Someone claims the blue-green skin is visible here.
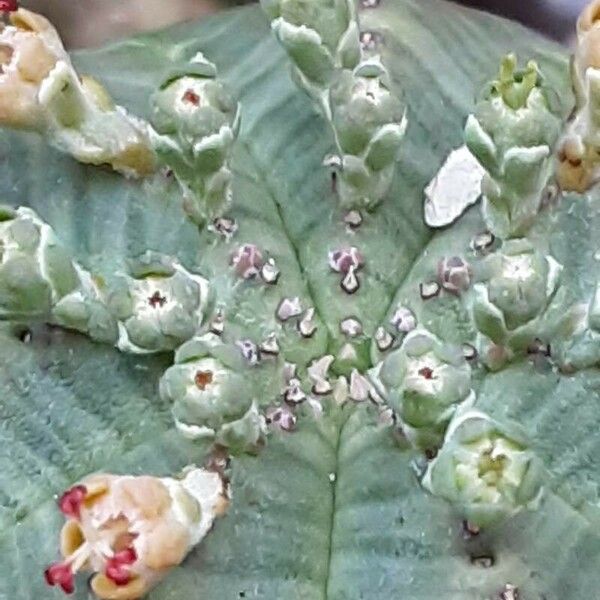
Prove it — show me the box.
[465,54,562,238]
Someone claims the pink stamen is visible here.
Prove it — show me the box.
[418,367,434,380]
[105,547,137,586]
[44,562,74,595]
[182,89,200,106]
[58,485,87,520]
[0,1,17,12]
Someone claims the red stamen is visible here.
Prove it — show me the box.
[105,547,137,586]
[194,370,213,390]
[148,291,167,308]
[44,562,75,595]
[58,485,87,520]
[418,367,434,380]
[113,547,137,565]
[182,89,200,106]
[0,1,17,12]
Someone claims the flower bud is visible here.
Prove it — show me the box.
[150,53,240,225]
[465,54,561,237]
[422,410,544,527]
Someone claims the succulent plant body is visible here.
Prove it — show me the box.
[0,1,600,600]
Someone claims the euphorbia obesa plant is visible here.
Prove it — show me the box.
[1,0,600,598]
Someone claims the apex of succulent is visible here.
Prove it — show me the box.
[261,0,361,108]
[150,53,241,226]
[0,9,156,176]
[422,410,544,528]
[465,53,561,238]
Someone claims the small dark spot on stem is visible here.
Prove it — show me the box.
[470,554,494,568]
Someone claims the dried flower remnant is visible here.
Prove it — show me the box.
[465,54,561,238]
[44,469,228,599]
[557,1,600,192]
[298,307,317,338]
[341,266,361,294]
[390,305,416,333]
[375,326,394,351]
[308,355,334,395]
[260,258,281,284]
[150,52,240,226]
[438,256,472,294]
[231,244,264,279]
[422,410,543,527]
[277,296,303,322]
[0,9,155,175]
[419,281,440,300]
[329,246,364,274]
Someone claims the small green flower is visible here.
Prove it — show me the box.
[423,410,544,527]
[330,58,407,209]
[107,252,210,354]
[160,334,274,454]
[261,0,361,105]
[465,54,561,238]
[472,239,563,359]
[375,328,472,447]
[150,53,241,225]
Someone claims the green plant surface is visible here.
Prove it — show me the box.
[3,0,600,599]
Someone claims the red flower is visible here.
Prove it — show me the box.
[105,547,137,586]
[44,562,74,595]
[58,485,87,520]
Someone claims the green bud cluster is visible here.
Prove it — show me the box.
[471,239,564,368]
[160,333,282,454]
[465,54,562,238]
[261,0,406,210]
[150,53,241,226]
[372,328,472,449]
[422,410,544,527]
